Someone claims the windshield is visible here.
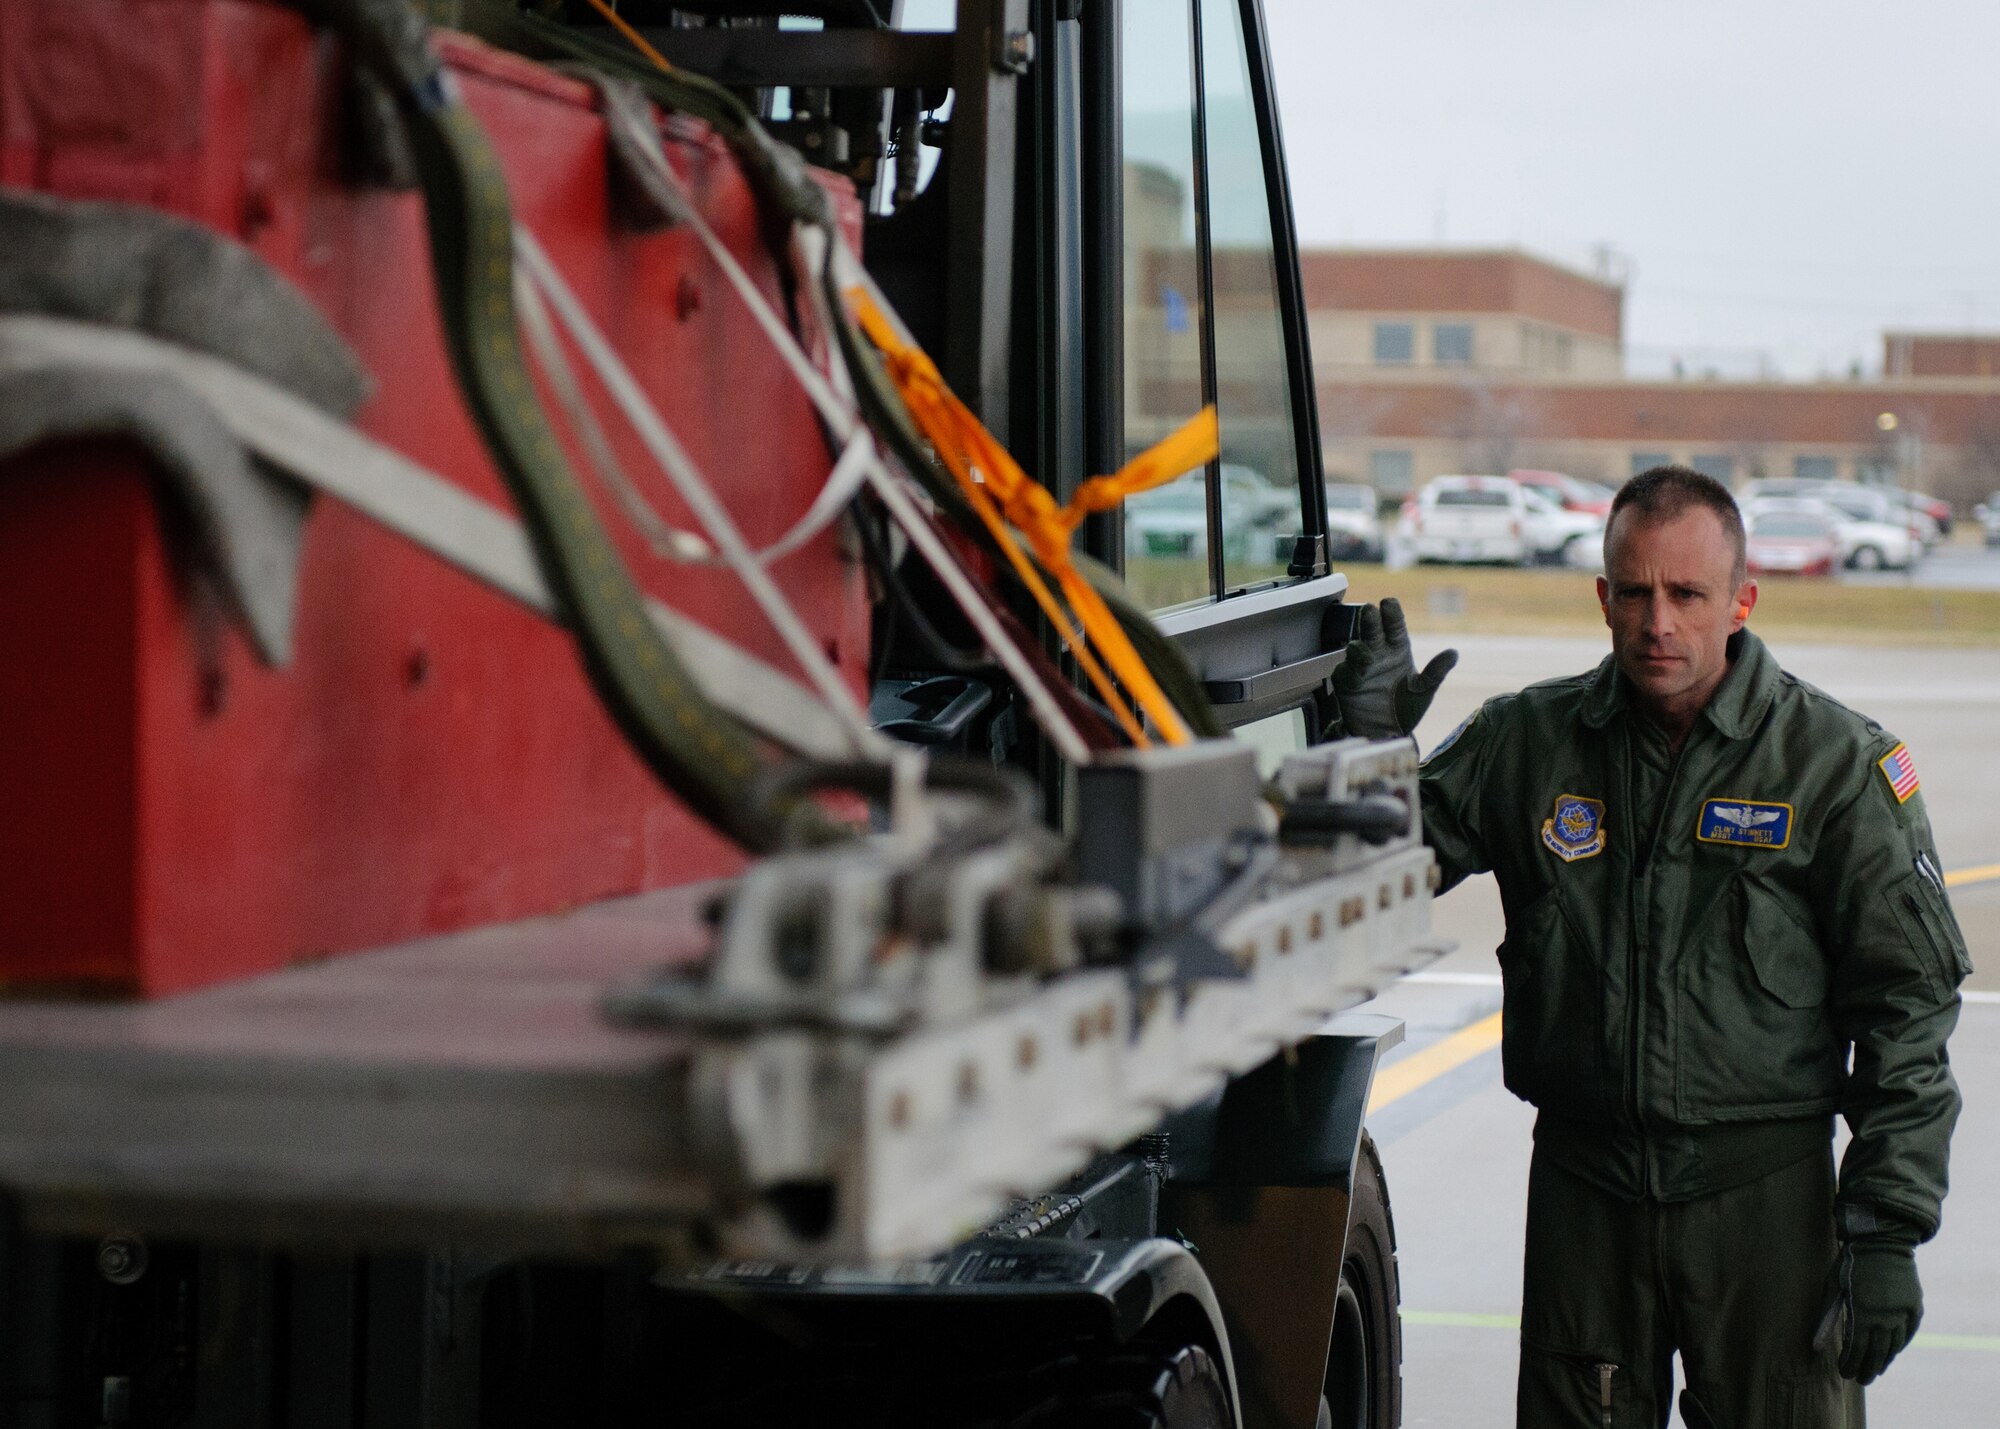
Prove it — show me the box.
[1753,516,1829,538]
[1434,489,1512,508]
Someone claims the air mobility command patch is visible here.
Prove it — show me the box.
[1696,798,1794,849]
[1879,743,1920,803]
[1541,794,1606,863]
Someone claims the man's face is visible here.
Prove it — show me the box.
[1596,506,1756,709]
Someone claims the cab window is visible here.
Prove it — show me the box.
[1118,0,1313,610]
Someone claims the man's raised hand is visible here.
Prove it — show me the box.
[1331,597,1459,739]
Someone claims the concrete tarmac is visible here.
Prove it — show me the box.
[1355,632,2000,1427]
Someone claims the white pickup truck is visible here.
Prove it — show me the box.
[1409,474,1530,565]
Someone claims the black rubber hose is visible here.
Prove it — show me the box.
[297,0,826,853]
[469,1,1226,744]
[450,2,1227,749]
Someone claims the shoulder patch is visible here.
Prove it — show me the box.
[1878,743,1920,804]
[1696,798,1793,849]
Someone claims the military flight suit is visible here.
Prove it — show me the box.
[1418,630,1967,1427]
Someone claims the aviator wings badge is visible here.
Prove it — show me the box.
[1541,794,1607,863]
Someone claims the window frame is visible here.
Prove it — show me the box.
[1433,321,1474,366]
[1084,0,1347,734]
[1097,0,1329,601]
[1373,321,1416,366]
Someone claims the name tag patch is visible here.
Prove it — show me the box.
[1542,794,1607,863]
[1696,798,1793,849]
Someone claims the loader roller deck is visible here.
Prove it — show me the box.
[0,841,1441,1266]
[0,886,720,1257]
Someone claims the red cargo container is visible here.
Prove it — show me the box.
[0,0,867,995]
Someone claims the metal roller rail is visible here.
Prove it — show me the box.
[0,739,1441,1264]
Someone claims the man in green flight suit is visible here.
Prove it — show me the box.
[1332,467,1966,1427]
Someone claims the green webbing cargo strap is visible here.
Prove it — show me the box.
[299,0,821,853]
[468,1,1226,743]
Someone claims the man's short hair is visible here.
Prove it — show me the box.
[1605,465,1747,585]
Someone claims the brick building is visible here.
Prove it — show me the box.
[1303,248,2000,505]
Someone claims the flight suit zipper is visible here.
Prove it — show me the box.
[1596,1361,1618,1428]
[1629,733,1689,1184]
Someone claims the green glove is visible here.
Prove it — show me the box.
[1838,1240,1924,1385]
[1332,598,1458,739]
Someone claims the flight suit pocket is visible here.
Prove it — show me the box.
[1679,883,1843,1118]
[1498,884,1607,1112]
[1887,870,1973,1001]
[1742,893,1829,1009]
[1517,1345,1635,1428]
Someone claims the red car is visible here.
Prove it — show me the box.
[1908,490,1954,536]
[1509,469,1615,518]
[1746,509,1839,576]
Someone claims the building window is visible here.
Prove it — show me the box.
[1631,452,1672,477]
[1369,450,1415,494]
[1794,455,1839,482]
[1373,322,1414,365]
[1434,322,1473,365]
[1691,454,1735,485]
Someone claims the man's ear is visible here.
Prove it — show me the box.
[1734,579,1759,629]
[1596,574,1611,624]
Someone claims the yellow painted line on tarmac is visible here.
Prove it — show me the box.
[1367,1011,1503,1114]
[1402,1311,2000,1354]
[1945,862,2000,889]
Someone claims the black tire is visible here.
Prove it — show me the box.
[1012,1342,1232,1429]
[1849,544,1886,571]
[1321,1132,1402,1429]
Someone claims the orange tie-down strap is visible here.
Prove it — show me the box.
[848,291,1214,747]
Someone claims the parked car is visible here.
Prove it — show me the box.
[1221,462,1296,528]
[1904,489,1954,537]
[1520,486,1605,566]
[1510,469,1615,518]
[1409,475,1529,565]
[1744,505,1839,577]
[1323,482,1384,561]
[1741,479,1933,547]
[1742,496,1916,572]
[1876,489,1943,548]
[1126,468,1284,563]
[1973,495,2000,548]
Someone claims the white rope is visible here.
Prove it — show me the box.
[513,263,711,562]
[591,90,1094,764]
[512,226,874,748]
[0,315,881,762]
[518,262,875,570]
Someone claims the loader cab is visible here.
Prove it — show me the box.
[620,1,1348,755]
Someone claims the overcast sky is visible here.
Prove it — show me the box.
[1261,0,2000,379]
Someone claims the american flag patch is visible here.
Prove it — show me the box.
[1879,743,1920,803]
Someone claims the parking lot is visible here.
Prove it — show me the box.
[1846,532,2000,590]
[1356,632,2000,1427]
